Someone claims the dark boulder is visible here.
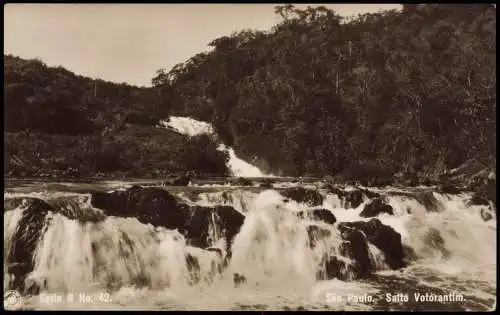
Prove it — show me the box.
[91,187,245,253]
[308,218,402,279]
[215,207,245,246]
[360,198,394,217]
[339,189,364,208]
[337,225,373,279]
[469,194,491,206]
[328,187,380,209]
[182,205,245,252]
[6,198,53,293]
[281,187,324,206]
[297,209,336,225]
[235,177,253,186]
[12,190,195,292]
[172,175,191,186]
[340,219,406,270]
[91,185,183,228]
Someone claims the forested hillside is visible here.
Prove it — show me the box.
[4,4,496,183]
[4,55,228,178]
[153,4,496,181]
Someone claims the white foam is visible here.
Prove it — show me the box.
[4,185,496,311]
[217,144,271,178]
[158,116,274,178]
[159,117,214,136]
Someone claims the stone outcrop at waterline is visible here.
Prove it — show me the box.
[309,218,407,281]
[5,186,410,293]
[326,186,380,208]
[360,198,394,217]
[4,188,245,293]
[91,186,245,251]
[280,187,324,206]
[296,209,337,225]
[6,199,52,293]
[340,219,406,270]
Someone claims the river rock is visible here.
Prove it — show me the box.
[91,186,245,253]
[337,226,373,279]
[179,204,245,251]
[280,187,324,206]
[91,185,182,227]
[6,198,53,293]
[469,193,491,206]
[297,209,336,225]
[333,188,364,208]
[360,198,394,217]
[307,222,384,280]
[339,219,406,270]
[329,187,380,208]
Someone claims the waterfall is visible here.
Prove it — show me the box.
[158,116,273,178]
[3,183,496,310]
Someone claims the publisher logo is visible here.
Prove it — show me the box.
[4,290,22,309]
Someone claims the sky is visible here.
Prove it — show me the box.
[4,3,401,87]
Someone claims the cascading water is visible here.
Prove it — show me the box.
[3,181,496,311]
[159,116,273,178]
[3,117,496,310]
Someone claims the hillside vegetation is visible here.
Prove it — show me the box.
[4,55,228,178]
[4,4,496,185]
[153,4,496,182]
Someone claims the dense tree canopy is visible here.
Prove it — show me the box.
[4,4,496,182]
[153,4,496,179]
[4,55,228,178]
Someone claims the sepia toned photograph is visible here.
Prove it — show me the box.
[3,3,496,311]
